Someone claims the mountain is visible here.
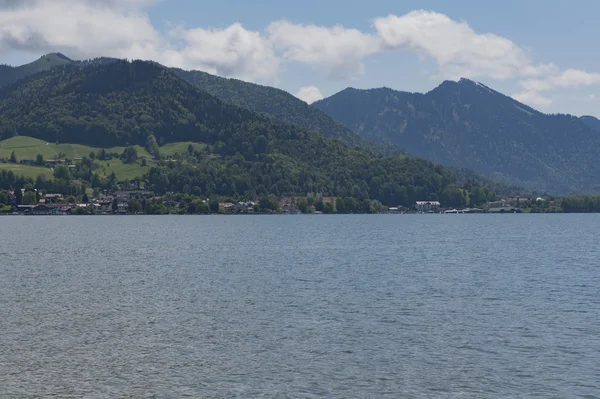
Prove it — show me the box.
[171,68,403,155]
[313,79,600,193]
[0,54,398,154]
[580,115,600,131]
[0,53,73,87]
[0,60,490,206]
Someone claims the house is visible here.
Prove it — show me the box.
[45,159,63,166]
[60,206,72,214]
[282,203,301,214]
[487,200,506,208]
[29,204,61,215]
[44,193,64,203]
[219,202,235,212]
[117,202,129,214]
[415,201,441,212]
[5,192,16,206]
[17,205,35,213]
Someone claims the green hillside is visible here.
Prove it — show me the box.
[0,136,150,160]
[0,60,500,207]
[0,137,208,181]
[0,163,54,180]
[171,68,404,156]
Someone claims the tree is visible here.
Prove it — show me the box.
[259,198,279,211]
[66,195,76,204]
[127,198,141,213]
[14,187,22,205]
[9,151,17,164]
[314,199,324,212]
[188,144,194,154]
[22,191,37,205]
[53,165,72,180]
[82,193,89,203]
[35,154,45,166]
[253,135,268,154]
[297,199,308,214]
[209,198,219,213]
[112,198,119,213]
[121,146,138,164]
[146,134,160,158]
[0,122,17,140]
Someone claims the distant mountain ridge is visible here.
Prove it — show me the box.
[0,53,73,87]
[0,54,399,154]
[171,68,403,154]
[313,79,600,193]
[580,115,600,131]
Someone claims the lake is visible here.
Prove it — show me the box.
[1,215,599,398]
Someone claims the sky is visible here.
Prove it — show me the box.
[1,0,600,116]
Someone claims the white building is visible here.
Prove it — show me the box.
[415,201,441,212]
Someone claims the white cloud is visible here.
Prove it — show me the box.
[268,21,379,79]
[588,94,597,100]
[512,90,554,108]
[0,0,164,60]
[295,85,324,104]
[373,11,538,80]
[169,23,279,82]
[520,69,600,92]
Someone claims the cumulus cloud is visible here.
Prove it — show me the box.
[268,21,379,79]
[514,69,600,108]
[512,91,554,108]
[520,69,600,92]
[169,23,279,82]
[0,0,164,60]
[373,11,538,80]
[295,86,324,104]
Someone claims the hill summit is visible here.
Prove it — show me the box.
[313,79,600,193]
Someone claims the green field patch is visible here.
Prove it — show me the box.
[0,137,152,160]
[97,160,150,181]
[0,137,207,181]
[106,145,151,158]
[0,163,54,179]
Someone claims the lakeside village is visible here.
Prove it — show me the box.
[0,187,558,215]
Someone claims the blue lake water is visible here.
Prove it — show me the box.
[1,214,599,398]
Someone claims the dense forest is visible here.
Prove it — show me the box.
[0,60,502,207]
[172,68,403,155]
[314,80,600,194]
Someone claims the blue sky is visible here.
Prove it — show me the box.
[2,0,600,116]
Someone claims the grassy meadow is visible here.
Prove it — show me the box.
[0,136,204,181]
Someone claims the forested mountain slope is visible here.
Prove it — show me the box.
[313,79,600,193]
[0,60,487,206]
